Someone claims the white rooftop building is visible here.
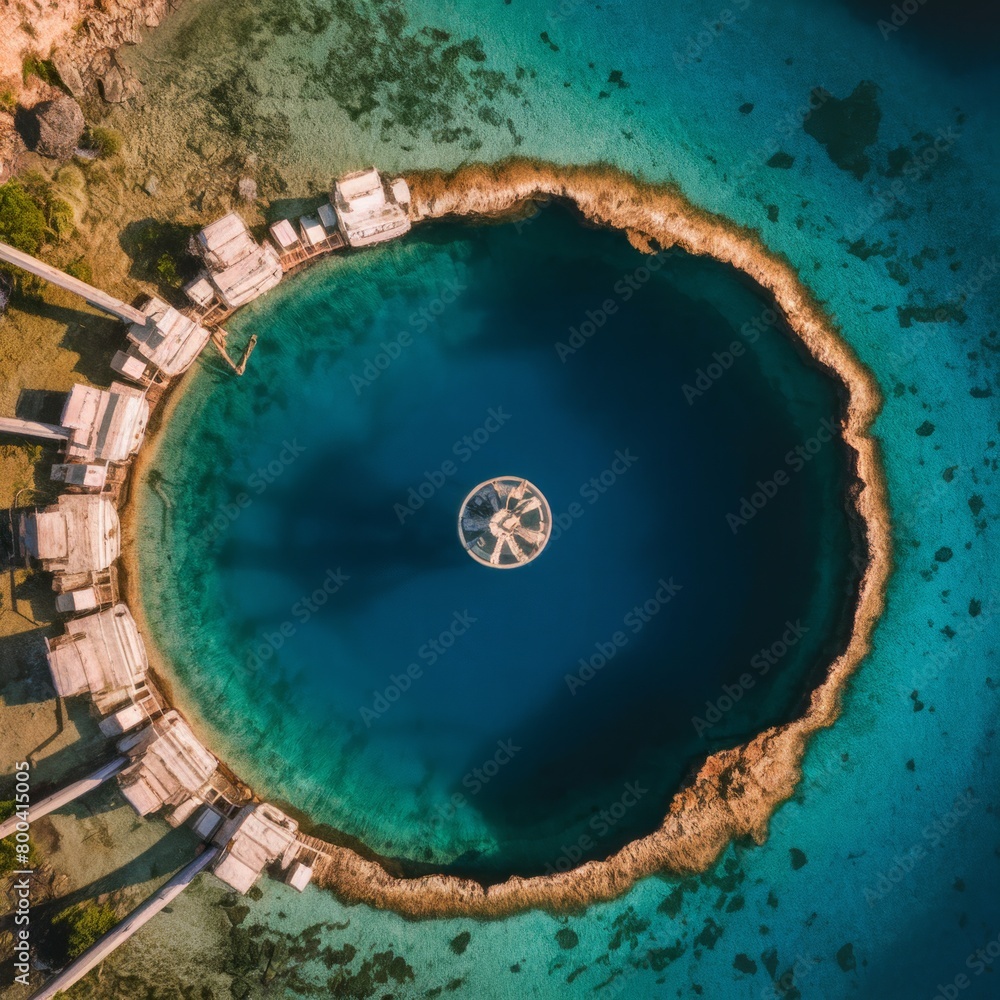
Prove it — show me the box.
[333,167,411,247]
[298,215,326,247]
[112,297,212,383]
[117,711,219,824]
[54,585,101,616]
[60,382,149,466]
[20,495,119,578]
[286,860,314,892]
[189,213,283,310]
[317,201,338,234]
[268,219,300,253]
[212,803,302,895]
[45,603,149,715]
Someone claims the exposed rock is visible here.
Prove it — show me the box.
[33,97,85,159]
[0,1,178,105]
[143,175,160,196]
[99,65,126,104]
[237,177,258,202]
[50,53,85,99]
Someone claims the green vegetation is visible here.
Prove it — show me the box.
[21,54,62,88]
[125,219,200,288]
[0,181,47,254]
[19,172,77,241]
[86,126,124,158]
[66,256,93,283]
[51,903,118,960]
[155,252,179,286]
[0,90,16,113]
[0,799,38,876]
[0,176,81,294]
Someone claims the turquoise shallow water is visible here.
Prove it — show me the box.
[139,212,855,879]
[127,0,999,996]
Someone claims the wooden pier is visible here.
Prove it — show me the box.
[275,231,346,273]
[0,417,69,443]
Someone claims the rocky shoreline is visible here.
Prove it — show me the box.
[0,1,179,102]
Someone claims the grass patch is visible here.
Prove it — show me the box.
[21,54,63,89]
[50,902,118,961]
[85,125,124,158]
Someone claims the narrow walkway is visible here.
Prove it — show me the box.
[0,418,68,443]
[29,845,220,1000]
[0,242,148,326]
[0,756,129,840]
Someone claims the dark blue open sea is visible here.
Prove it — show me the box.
[131,0,999,995]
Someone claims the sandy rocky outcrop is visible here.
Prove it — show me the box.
[0,0,181,173]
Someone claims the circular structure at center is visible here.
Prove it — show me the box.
[458,476,552,568]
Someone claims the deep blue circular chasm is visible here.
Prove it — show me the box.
[164,211,858,879]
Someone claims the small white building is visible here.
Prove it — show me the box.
[190,212,283,310]
[268,219,300,254]
[54,586,100,616]
[182,273,217,311]
[298,215,326,247]
[286,860,314,893]
[45,603,149,714]
[112,296,212,384]
[317,201,338,234]
[59,382,149,466]
[333,167,411,247]
[20,495,119,578]
[212,803,301,894]
[117,711,219,824]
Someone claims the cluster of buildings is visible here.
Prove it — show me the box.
[107,167,411,385]
[0,166,410,903]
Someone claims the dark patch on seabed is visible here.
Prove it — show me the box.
[802,81,881,180]
[208,0,529,152]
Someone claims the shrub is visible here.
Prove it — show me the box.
[155,252,179,286]
[51,903,118,960]
[125,219,199,287]
[0,90,16,114]
[0,181,47,254]
[86,125,123,158]
[22,54,62,88]
[46,198,76,240]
